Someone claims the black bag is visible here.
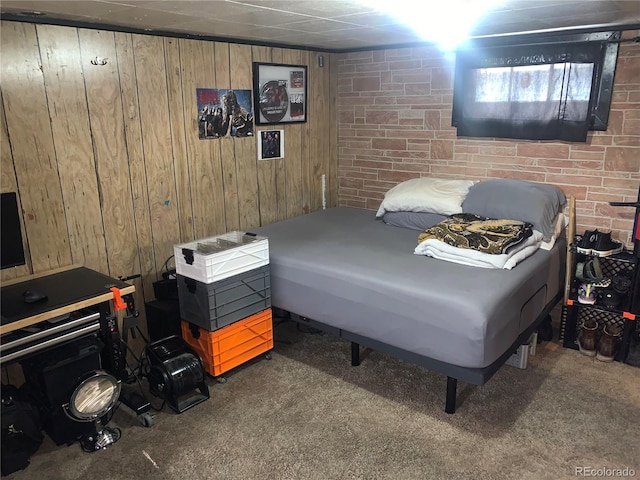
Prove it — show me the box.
[1,384,44,476]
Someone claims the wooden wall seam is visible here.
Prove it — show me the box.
[1,20,338,305]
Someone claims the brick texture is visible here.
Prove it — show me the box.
[337,35,640,247]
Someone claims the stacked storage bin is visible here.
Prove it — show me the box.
[174,231,272,378]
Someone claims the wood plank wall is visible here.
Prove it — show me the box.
[0,21,338,308]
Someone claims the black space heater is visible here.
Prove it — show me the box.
[146,336,209,413]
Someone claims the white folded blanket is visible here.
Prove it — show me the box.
[414,230,543,270]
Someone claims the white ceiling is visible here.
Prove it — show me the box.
[1,0,639,51]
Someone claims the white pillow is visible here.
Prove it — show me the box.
[376,178,477,217]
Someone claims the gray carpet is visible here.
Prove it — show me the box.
[5,319,640,480]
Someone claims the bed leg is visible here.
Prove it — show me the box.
[445,377,457,414]
[351,342,360,366]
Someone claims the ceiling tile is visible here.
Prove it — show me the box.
[334,12,405,28]
[277,18,366,33]
[2,0,132,17]
[1,0,638,51]
[226,0,375,18]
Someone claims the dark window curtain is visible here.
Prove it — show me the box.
[452,41,604,142]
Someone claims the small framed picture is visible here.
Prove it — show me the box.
[253,62,307,125]
[257,129,284,160]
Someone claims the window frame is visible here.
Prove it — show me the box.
[451,31,620,139]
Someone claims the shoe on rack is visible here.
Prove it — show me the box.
[578,319,598,357]
[591,232,623,257]
[612,271,633,294]
[576,229,599,255]
[590,277,611,288]
[575,258,610,286]
[575,262,586,281]
[576,258,602,281]
[596,324,622,362]
[578,283,597,305]
[598,288,621,309]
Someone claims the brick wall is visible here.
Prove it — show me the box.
[336,33,640,247]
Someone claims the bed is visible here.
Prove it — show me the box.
[252,179,566,413]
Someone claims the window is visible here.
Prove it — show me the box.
[452,31,620,142]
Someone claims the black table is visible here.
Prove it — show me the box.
[1,266,151,422]
[1,266,133,367]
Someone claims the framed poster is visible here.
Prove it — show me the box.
[257,129,284,160]
[253,62,307,125]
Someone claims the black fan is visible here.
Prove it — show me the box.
[146,336,209,413]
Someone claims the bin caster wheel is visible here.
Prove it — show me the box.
[216,376,227,384]
[265,352,273,360]
[139,412,154,428]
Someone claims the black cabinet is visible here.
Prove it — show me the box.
[145,299,181,342]
[560,242,638,363]
[20,335,102,445]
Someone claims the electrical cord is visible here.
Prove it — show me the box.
[137,348,166,412]
[119,337,142,369]
[119,336,167,412]
[161,254,175,278]
[147,395,166,413]
[135,325,150,344]
[114,338,161,416]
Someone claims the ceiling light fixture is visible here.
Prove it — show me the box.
[358,0,505,50]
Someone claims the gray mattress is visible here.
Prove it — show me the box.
[253,207,564,369]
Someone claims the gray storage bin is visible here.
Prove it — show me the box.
[177,265,271,331]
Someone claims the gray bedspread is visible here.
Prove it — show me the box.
[253,207,564,369]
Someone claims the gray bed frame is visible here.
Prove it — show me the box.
[284,297,559,414]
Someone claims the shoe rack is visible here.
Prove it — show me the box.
[560,188,640,365]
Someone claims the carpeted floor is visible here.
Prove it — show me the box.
[4,318,640,480]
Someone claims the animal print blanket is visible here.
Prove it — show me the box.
[417,213,533,255]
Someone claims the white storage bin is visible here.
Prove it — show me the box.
[174,231,269,284]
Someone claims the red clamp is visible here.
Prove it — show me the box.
[623,311,636,321]
[110,287,127,311]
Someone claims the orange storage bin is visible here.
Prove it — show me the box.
[181,308,273,377]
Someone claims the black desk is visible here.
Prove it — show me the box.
[0,266,134,368]
[2,266,132,327]
[1,265,152,427]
